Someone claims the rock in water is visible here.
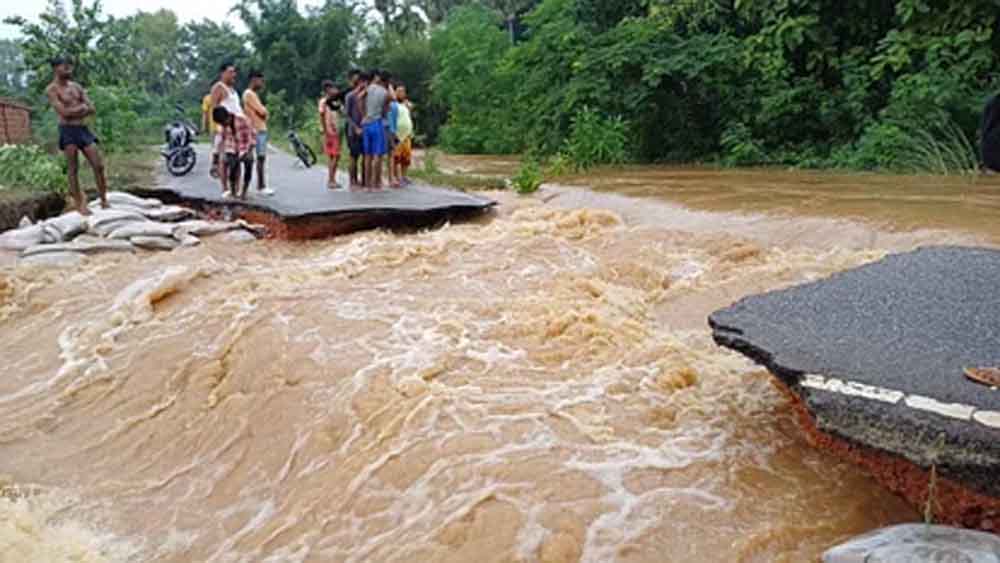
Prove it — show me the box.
[130,236,180,251]
[823,524,1000,562]
[0,224,46,250]
[220,229,258,244]
[106,222,180,241]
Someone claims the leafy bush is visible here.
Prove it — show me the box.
[511,159,543,194]
[563,108,627,170]
[0,144,67,195]
[543,153,572,177]
[720,123,767,166]
[843,113,979,175]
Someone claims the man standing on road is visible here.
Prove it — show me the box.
[209,62,244,180]
[45,56,108,215]
[344,69,367,189]
[362,70,391,190]
[243,70,274,195]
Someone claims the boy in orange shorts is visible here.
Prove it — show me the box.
[393,84,414,186]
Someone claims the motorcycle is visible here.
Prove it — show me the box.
[161,105,198,177]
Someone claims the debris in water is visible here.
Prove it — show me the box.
[964,367,1000,388]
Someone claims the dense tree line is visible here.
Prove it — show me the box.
[3,0,999,172]
[433,0,1000,172]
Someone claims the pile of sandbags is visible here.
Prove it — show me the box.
[0,191,263,262]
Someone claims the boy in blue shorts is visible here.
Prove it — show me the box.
[362,69,391,190]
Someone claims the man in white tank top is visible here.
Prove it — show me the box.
[209,62,244,178]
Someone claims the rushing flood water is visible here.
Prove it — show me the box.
[2,163,997,562]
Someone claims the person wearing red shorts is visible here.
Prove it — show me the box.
[323,86,344,189]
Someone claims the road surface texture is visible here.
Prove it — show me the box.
[151,143,495,238]
[710,246,1000,530]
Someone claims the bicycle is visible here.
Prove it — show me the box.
[287,128,317,169]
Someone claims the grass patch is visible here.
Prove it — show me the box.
[409,168,507,191]
[104,147,159,192]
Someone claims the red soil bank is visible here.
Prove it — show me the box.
[773,379,1000,533]
[237,209,443,241]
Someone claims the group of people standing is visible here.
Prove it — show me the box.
[201,63,416,198]
[201,62,272,200]
[319,68,415,190]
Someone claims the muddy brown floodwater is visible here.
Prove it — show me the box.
[2,161,998,562]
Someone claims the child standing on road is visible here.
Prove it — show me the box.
[393,84,414,187]
[212,106,256,200]
[324,86,344,190]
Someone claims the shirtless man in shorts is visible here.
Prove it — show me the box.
[45,56,109,214]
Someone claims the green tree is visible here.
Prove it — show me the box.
[4,0,131,92]
[119,10,185,97]
[178,19,252,100]
[431,5,519,153]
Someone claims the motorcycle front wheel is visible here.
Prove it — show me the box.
[295,141,317,168]
[168,148,197,177]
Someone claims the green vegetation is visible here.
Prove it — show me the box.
[0,145,67,196]
[1,0,997,198]
[511,159,542,194]
[429,0,1000,173]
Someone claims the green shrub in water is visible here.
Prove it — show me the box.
[563,108,628,170]
[512,159,543,194]
[843,113,979,175]
[422,149,442,175]
[0,144,67,195]
[543,152,572,177]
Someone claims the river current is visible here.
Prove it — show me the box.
[2,162,997,562]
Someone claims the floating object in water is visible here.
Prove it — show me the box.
[965,367,1000,388]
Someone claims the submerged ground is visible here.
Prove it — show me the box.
[1,159,998,562]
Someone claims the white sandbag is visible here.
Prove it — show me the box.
[21,236,134,257]
[823,524,1000,563]
[177,234,201,248]
[87,209,147,230]
[89,217,148,239]
[174,220,245,237]
[130,235,180,251]
[107,222,180,241]
[40,212,86,243]
[0,224,46,250]
[19,251,85,268]
[140,205,195,223]
[104,191,162,209]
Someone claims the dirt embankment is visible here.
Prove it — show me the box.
[0,191,65,232]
